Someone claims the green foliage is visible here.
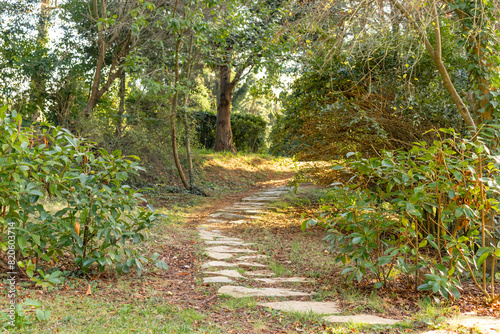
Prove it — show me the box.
[0,298,51,330]
[270,26,470,159]
[192,111,267,153]
[305,126,500,301]
[0,106,163,276]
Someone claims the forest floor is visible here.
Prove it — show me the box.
[3,152,500,333]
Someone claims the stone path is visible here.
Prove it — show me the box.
[197,186,500,332]
[197,186,400,327]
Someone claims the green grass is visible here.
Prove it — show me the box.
[339,288,387,314]
[16,295,220,334]
[218,296,257,311]
[269,260,293,276]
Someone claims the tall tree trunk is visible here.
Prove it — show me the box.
[84,0,106,118]
[182,35,195,186]
[215,64,237,152]
[31,0,52,122]
[170,32,190,190]
[116,71,126,136]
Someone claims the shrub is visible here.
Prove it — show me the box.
[305,126,500,302]
[0,106,165,277]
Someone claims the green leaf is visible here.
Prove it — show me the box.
[377,256,392,266]
[18,235,28,250]
[477,252,491,266]
[31,234,41,246]
[352,237,363,244]
[155,260,168,270]
[24,299,42,307]
[341,267,355,275]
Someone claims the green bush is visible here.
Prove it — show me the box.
[0,106,165,277]
[305,127,500,302]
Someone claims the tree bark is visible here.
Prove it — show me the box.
[182,35,195,185]
[116,70,126,136]
[215,64,237,152]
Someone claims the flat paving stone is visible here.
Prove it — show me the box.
[206,246,256,253]
[207,251,234,260]
[198,232,242,242]
[227,220,249,225]
[258,301,340,314]
[241,197,280,202]
[218,286,311,298]
[204,270,246,279]
[206,219,227,224]
[203,276,233,284]
[237,254,268,261]
[245,270,275,277]
[237,262,266,268]
[204,240,253,246]
[233,202,267,206]
[221,208,266,214]
[255,277,312,284]
[448,315,500,334]
[323,314,399,325]
[201,261,239,268]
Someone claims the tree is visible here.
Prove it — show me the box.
[300,0,500,132]
[208,0,288,152]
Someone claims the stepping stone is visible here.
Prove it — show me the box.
[421,332,459,334]
[206,251,234,260]
[233,202,267,206]
[202,261,263,269]
[229,205,266,209]
[448,315,500,334]
[201,261,239,268]
[237,262,266,268]
[242,197,280,202]
[323,314,399,325]
[227,220,249,225]
[218,286,311,298]
[255,277,312,284]
[203,276,233,284]
[204,240,253,246]
[258,301,340,314]
[206,219,227,224]
[237,254,267,261]
[204,270,246,279]
[221,208,266,215]
[245,270,275,277]
[206,246,256,253]
[197,226,209,230]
